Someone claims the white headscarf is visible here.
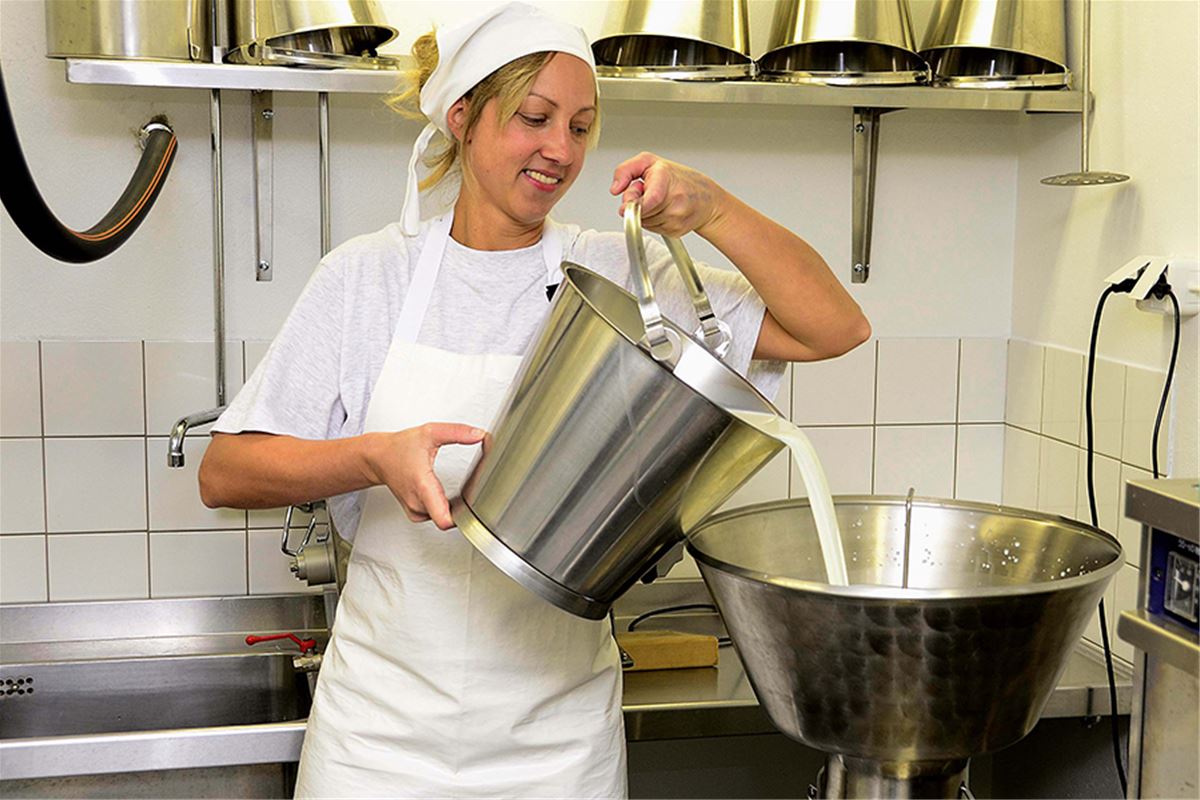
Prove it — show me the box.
[400,2,597,236]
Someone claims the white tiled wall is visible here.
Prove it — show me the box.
[0,336,1175,629]
[0,339,298,604]
[696,336,1009,579]
[1001,338,1175,662]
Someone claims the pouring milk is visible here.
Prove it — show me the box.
[730,411,850,586]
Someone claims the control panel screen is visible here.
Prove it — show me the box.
[1164,550,1198,623]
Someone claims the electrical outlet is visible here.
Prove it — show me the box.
[1136,259,1200,317]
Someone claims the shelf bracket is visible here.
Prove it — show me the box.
[851,107,897,284]
[252,89,273,281]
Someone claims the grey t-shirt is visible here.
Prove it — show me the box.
[215,219,784,539]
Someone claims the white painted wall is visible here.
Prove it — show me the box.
[1011,0,1199,476]
[2,0,1018,345]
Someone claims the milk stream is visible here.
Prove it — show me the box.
[732,411,850,586]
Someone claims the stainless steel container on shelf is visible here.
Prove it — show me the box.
[758,0,929,86]
[226,0,399,68]
[451,202,780,621]
[920,0,1070,89]
[689,496,1122,798]
[45,0,211,62]
[591,0,754,80]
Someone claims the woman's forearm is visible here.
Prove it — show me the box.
[698,189,870,361]
[199,431,383,510]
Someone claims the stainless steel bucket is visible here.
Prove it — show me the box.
[450,202,781,620]
[920,0,1070,89]
[689,496,1122,796]
[758,0,929,86]
[45,0,211,62]
[225,0,399,68]
[591,0,754,80]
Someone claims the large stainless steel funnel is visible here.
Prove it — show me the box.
[689,496,1122,798]
[920,0,1070,89]
[451,205,780,620]
[759,0,929,86]
[591,0,754,80]
[46,0,210,62]
[226,0,398,68]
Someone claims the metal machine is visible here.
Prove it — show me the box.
[689,495,1123,798]
[1118,478,1200,799]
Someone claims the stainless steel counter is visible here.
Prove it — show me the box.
[1,585,1132,781]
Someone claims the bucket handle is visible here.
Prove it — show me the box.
[623,198,733,363]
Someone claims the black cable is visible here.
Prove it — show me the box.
[0,67,178,263]
[1150,289,1181,479]
[626,603,732,646]
[1083,284,1128,797]
[626,604,716,631]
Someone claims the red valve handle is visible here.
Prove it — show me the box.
[245,633,317,654]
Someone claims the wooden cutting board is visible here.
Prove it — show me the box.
[615,630,718,671]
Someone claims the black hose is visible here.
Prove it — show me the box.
[0,67,178,263]
[1150,289,1181,480]
[1084,284,1128,796]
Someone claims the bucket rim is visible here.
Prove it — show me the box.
[561,262,779,417]
[686,494,1124,600]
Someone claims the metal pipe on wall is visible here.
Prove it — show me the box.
[210,87,226,406]
[319,91,331,256]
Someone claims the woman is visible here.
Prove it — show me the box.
[200,3,869,797]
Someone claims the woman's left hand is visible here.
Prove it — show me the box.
[611,152,728,239]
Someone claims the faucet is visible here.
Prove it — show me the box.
[167,406,226,467]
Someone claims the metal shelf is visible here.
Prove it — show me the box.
[64,58,1084,113]
[64,57,1080,287]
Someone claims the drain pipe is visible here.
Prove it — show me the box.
[168,89,227,467]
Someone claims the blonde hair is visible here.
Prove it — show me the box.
[387,31,601,192]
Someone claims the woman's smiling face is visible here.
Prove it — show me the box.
[454,53,597,227]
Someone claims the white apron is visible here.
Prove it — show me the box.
[294,214,627,799]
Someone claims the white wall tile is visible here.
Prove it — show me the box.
[1041,347,1083,445]
[249,505,310,529]
[1002,426,1040,509]
[0,341,42,436]
[147,436,247,531]
[873,425,956,497]
[248,529,321,595]
[1117,463,1153,569]
[0,535,47,603]
[1005,340,1043,432]
[48,532,148,601]
[1075,453,1122,544]
[45,438,147,532]
[791,341,875,426]
[1036,437,1079,519]
[876,339,959,424]
[41,341,144,435]
[1088,358,1125,460]
[954,425,1004,504]
[1121,366,1169,472]
[1108,564,1141,663]
[145,341,245,436]
[1,439,44,534]
[790,426,874,497]
[957,338,1006,423]
[150,530,247,598]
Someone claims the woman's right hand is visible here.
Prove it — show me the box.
[362,423,486,530]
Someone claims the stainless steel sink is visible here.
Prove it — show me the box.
[1,653,310,739]
[0,594,329,783]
